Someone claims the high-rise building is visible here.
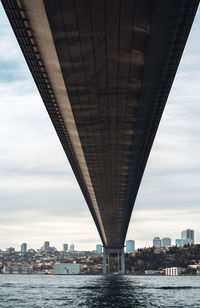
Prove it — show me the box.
[21,243,27,252]
[181,229,194,245]
[175,239,182,246]
[6,247,15,253]
[69,243,74,252]
[63,244,68,252]
[126,240,135,252]
[43,241,50,251]
[153,237,161,248]
[182,238,193,245]
[96,244,102,254]
[162,238,171,248]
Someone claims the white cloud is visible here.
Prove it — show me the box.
[0,210,99,251]
[127,208,200,249]
[0,7,27,67]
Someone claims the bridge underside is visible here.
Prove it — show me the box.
[2,0,198,248]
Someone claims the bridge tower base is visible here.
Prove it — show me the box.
[103,247,125,274]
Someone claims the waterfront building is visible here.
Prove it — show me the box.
[63,244,68,252]
[21,243,27,252]
[162,238,171,248]
[3,265,33,274]
[69,243,74,252]
[181,229,194,245]
[153,237,161,248]
[144,270,163,275]
[43,241,50,251]
[175,239,182,246]
[165,267,184,276]
[126,240,135,252]
[96,244,102,254]
[54,263,80,275]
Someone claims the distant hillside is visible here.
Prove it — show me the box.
[125,244,200,274]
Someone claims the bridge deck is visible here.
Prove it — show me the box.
[2,0,199,248]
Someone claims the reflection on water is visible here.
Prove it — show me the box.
[0,275,200,307]
[83,275,149,307]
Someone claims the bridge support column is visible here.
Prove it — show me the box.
[103,247,107,274]
[103,247,125,274]
[121,247,125,274]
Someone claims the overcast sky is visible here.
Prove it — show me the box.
[0,4,200,251]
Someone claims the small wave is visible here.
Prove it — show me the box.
[77,286,103,290]
[0,283,14,288]
[58,286,101,290]
[156,286,200,290]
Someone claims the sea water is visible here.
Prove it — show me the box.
[0,274,200,307]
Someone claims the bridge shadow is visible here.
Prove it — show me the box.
[81,275,151,307]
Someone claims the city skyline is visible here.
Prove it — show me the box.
[1,230,199,252]
[0,4,200,250]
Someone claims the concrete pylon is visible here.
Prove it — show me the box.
[103,247,125,274]
[103,247,107,274]
[121,248,125,274]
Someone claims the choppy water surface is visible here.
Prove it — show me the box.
[0,275,200,307]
